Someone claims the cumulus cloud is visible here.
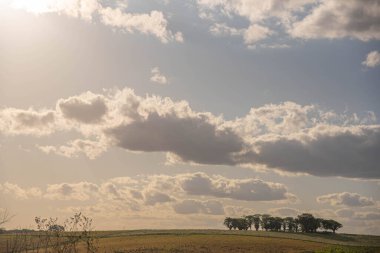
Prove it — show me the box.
[37,138,108,159]
[0,172,295,204]
[150,67,168,84]
[1,88,379,179]
[0,108,56,136]
[173,199,224,215]
[106,112,245,165]
[210,23,243,37]
[99,8,183,43]
[45,182,99,201]
[104,89,247,165]
[317,192,375,207]
[362,51,380,68]
[198,0,380,47]
[232,102,380,179]
[179,172,295,202]
[290,0,380,41]
[247,125,380,178]
[57,93,108,124]
[243,24,272,46]
[0,182,42,199]
[144,190,174,205]
[209,23,272,47]
[10,0,182,43]
[197,0,312,47]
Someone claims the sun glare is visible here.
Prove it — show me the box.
[11,0,55,14]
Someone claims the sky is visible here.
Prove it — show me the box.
[0,0,379,235]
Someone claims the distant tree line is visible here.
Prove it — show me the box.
[224,213,342,234]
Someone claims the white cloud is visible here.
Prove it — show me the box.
[99,8,183,43]
[317,192,375,207]
[45,182,99,201]
[0,182,42,199]
[243,24,272,45]
[198,0,380,47]
[197,0,312,47]
[0,108,56,136]
[10,0,183,43]
[37,138,108,159]
[209,23,243,37]
[150,67,168,84]
[362,51,380,68]
[197,0,312,24]
[290,0,380,41]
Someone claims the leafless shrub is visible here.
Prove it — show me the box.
[4,213,98,253]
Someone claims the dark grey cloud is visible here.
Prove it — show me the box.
[106,112,245,165]
[249,126,380,179]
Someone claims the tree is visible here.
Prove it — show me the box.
[224,217,233,230]
[252,214,261,231]
[236,218,249,230]
[321,219,342,233]
[0,209,14,227]
[297,213,318,233]
[294,218,300,232]
[273,217,283,231]
[282,218,287,232]
[244,215,254,230]
[330,220,342,233]
[284,217,296,232]
[0,209,14,232]
[260,214,272,231]
[222,214,342,234]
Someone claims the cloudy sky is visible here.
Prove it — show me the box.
[0,0,379,235]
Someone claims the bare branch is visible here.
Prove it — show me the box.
[0,209,15,226]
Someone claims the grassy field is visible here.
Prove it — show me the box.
[1,230,380,253]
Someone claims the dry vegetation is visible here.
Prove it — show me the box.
[1,230,380,253]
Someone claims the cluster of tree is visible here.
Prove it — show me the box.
[224,213,342,234]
